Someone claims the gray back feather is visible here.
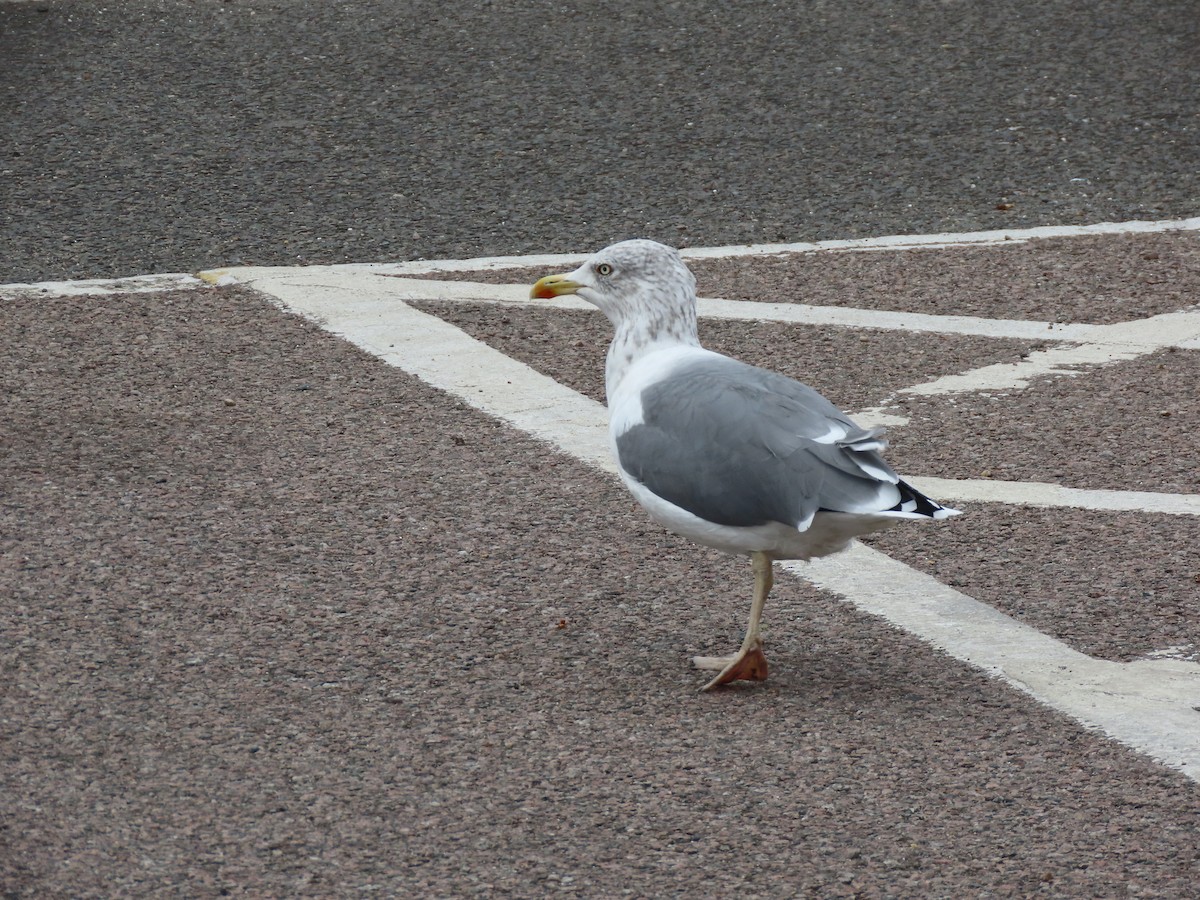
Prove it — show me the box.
[615,356,900,528]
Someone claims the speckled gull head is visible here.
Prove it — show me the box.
[530,239,701,396]
[530,238,697,330]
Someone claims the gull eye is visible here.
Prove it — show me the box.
[596,263,613,276]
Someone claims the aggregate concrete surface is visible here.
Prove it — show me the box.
[4,0,1200,896]
[3,283,1199,898]
[422,231,1200,325]
[404,300,1040,410]
[1,0,1198,282]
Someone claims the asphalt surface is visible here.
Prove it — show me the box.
[4,281,1199,898]
[412,227,1200,666]
[3,0,1200,896]
[2,0,1198,282]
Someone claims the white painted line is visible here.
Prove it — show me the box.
[1146,645,1199,662]
[849,406,912,429]
[203,249,1200,387]
[902,342,1151,395]
[1085,308,1200,347]
[793,545,1200,780]
[231,269,617,470]
[901,309,1200,396]
[673,215,1200,260]
[231,265,1200,782]
[909,477,1200,518]
[360,276,1096,343]
[8,214,1195,298]
[0,272,205,298]
[694,298,1090,342]
[208,263,1198,423]
[200,214,1200,277]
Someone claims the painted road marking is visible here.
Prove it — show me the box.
[369,278,1098,343]
[903,310,1200,397]
[1,272,204,298]
[6,217,1199,780]
[7,215,1194,300]
[197,214,1199,278]
[192,254,1200,783]
[910,477,1200,518]
[796,546,1200,777]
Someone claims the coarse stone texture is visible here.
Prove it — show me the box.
[887,348,1200,494]
[3,1,1198,281]
[400,230,1200,326]
[864,504,1200,662]
[686,231,1200,323]
[3,287,1199,897]
[406,299,1038,411]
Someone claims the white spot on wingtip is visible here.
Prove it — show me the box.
[811,423,848,444]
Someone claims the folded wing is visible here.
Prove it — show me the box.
[614,355,906,530]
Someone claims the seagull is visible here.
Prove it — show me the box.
[530,239,959,691]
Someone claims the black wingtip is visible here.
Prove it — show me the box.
[894,479,959,519]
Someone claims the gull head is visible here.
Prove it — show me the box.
[530,239,698,335]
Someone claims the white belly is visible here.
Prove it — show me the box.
[617,469,899,561]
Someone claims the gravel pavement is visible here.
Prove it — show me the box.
[433,230,1200,325]
[3,0,1200,895]
[3,282,1200,897]
[2,0,1197,281]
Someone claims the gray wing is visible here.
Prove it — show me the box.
[615,355,901,528]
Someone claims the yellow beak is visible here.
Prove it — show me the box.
[530,274,582,299]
